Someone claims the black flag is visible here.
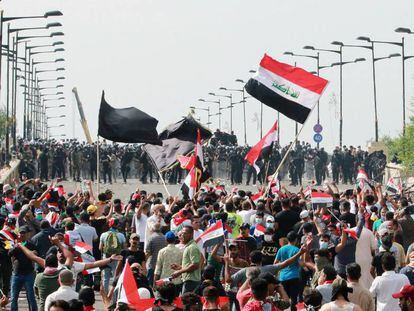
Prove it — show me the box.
[98,91,160,144]
[143,115,212,171]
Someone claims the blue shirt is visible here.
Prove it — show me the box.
[275,244,300,281]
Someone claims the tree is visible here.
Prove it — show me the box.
[0,107,8,139]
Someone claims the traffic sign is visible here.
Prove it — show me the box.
[313,124,323,133]
[313,133,323,143]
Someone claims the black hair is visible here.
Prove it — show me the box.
[45,254,58,268]
[303,290,323,310]
[68,299,84,311]
[346,263,361,281]
[78,286,95,306]
[365,194,375,205]
[251,278,268,301]
[323,265,337,281]
[282,198,290,208]
[156,282,177,304]
[381,253,396,271]
[250,250,263,264]
[202,265,216,281]
[97,193,107,202]
[385,211,394,220]
[49,300,70,311]
[79,212,90,223]
[40,220,51,229]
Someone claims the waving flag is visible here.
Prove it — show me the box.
[356,168,372,192]
[304,185,312,198]
[245,54,329,123]
[245,121,278,173]
[195,220,224,248]
[116,261,141,305]
[181,129,209,199]
[311,191,333,208]
[74,241,93,254]
[386,178,401,194]
[253,224,266,237]
[251,191,264,205]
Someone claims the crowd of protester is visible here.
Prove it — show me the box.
[0,150,412,311]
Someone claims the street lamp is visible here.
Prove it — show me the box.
[190,106,212,127]
[198,98,221,130]
[17,32,64,41]
[47,114,66,119]
[284,51,322,139]
[358,36,407,134]
[210,91,233,132]
[47,124,64,128]
[45,104,65,109]
[234,79,249,144]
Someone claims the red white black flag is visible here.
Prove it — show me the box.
[245,121,278,173]
[245,54,329,123]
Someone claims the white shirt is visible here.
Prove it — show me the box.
[145,215,166,249]
[74,223,98,248]
[44,285,79,311]
[370,270,410,311]
[238,209,256,225]
[131,213,148,242]
[58,261,86,289]
[355,227,376,289]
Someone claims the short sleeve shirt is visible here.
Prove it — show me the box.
[275,244,300,281]
[181,240,201,282]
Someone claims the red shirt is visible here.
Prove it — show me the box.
[237,288,252,309]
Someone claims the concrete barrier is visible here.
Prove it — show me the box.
[0,159,20,184]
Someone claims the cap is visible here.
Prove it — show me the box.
[228,241,238,249]
[130,233,140,240]
[378,228,388,237]
[19,225,31,234]
[393,285,414,299]
[240,223,250,229]
[165,231,176,241]
[3,184,12,193]
[265,215,275,222]
[87,205,98,215]
[300,210,309,219]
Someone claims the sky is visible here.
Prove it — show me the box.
[1,0,414,150]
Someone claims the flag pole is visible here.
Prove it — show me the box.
[263,116,312,198]
[142,146,171,197]
[96,135,100,193]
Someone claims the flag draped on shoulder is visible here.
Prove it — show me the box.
[115,261,141,305]
[245,121,278,173]
[98,91,160,144]
[245,54,329,123]
[253,224,266,237]
[311,191,333,208]
[195,220,225,248]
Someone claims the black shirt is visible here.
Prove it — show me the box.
[261,241,278,266]
[9,241,37,275]
[120,249,146,266]
[274,209,300,237]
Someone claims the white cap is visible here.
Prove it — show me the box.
[266,215,275,222]
[300,210,309,219]
[138,287,151,299]
[3,184,12,193]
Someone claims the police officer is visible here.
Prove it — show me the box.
[331,148,342,184]
[38,147,49,181]
[101,150,112,184]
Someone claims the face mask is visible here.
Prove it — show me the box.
[266,222,273,229]
[264,235,273,242]
[319,241,329,249]
[255,218,263,224]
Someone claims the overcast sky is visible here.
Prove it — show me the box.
[2,0,413,150]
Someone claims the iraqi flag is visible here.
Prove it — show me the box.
[304,185,312,198]
[115,261,141,305]
[245,121,278,173]
[195,220,225,248]
[386,178,401,194]
[253,224,266,237]
[245,54,329,123]
[251,191,264,205]
[181,129,209,199]
[356,169,372,192]
[74,241,93,254]
[311,191,333,208]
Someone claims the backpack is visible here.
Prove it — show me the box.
[103,231,122,256]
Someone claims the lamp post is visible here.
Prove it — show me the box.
[332,39,400,141]
[190,106,211,127]
[198,98,221,130]
[394,28,414,134]
[234,79,248,145]
[45,104,66,109]
[209,92,232,131]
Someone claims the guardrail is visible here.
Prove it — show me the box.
[0,159,20,184]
